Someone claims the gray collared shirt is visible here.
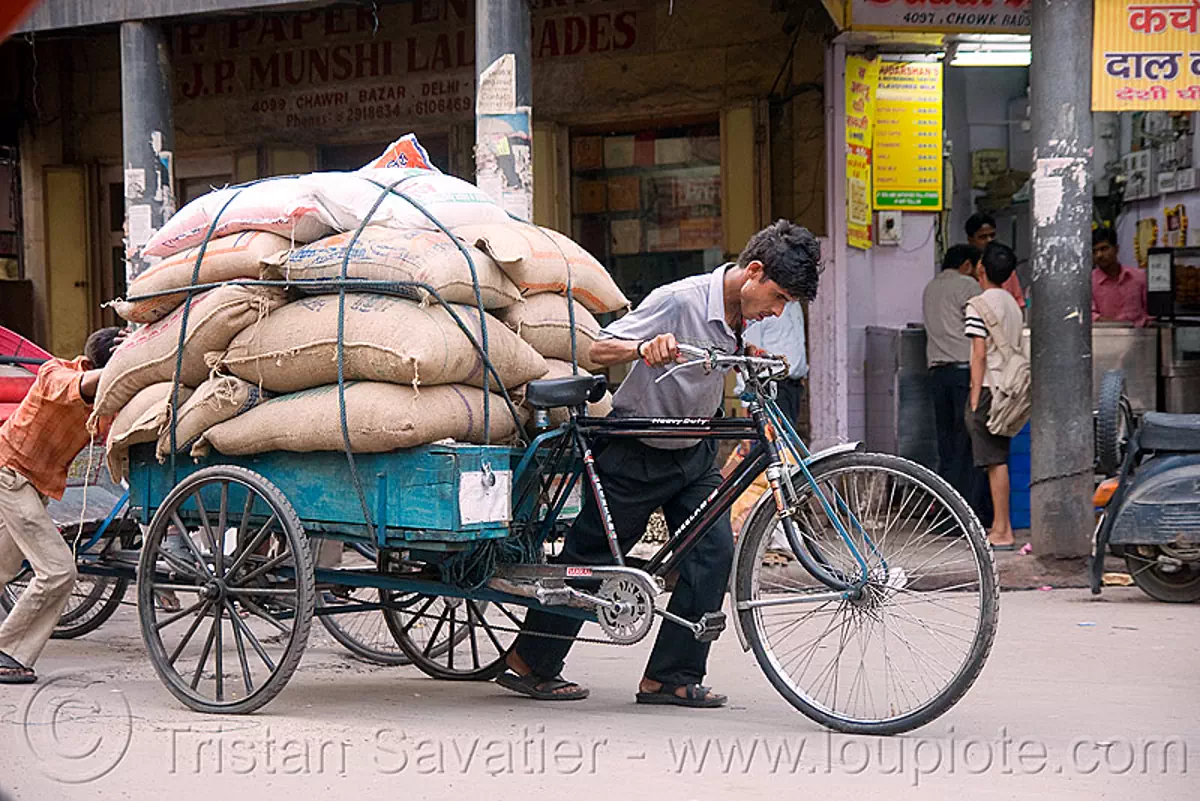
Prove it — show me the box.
[600,264,740,449]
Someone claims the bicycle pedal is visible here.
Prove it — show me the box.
[693,611,726,643]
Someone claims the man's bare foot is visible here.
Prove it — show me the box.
[988,528,1015,548]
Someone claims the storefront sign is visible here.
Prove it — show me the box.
[873,61,943,210]
[848,0,1030,33]
[845,55,879,250]
[1092,0,1200,110]
[171,0,655,136]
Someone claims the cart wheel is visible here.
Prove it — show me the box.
[312,539,411,666]
[137,466,314,714]
[384,593,522,681]
[2,560,129,640]
[1096,370,1134,476]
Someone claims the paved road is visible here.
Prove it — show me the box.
[1,587,1196,801]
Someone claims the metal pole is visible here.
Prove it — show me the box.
[120,21,175,284]
[474,0,532,220]
[1029,0,1094,558]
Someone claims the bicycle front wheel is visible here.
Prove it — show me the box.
[735,451,998,735]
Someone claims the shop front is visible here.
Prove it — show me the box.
[4,0,832,427]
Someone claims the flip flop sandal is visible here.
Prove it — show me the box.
[990,542,1016,552]
[0,650,36,685]
[496,670,590,701]
[636,683,727,708]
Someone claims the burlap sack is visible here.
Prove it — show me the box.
[199,382,518,455]
[106,383,193,482]
[498,294,601,370]
[92,285,287,421]
[156,375,271,460]
[452,223,629,313]
[112,231,291,323]
[283,228,520,309]
[220,293,547,393]
[521,359,613,426]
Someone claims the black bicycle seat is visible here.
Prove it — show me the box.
[524,375,606,409]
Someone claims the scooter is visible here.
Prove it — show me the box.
[1091,370,1200,602]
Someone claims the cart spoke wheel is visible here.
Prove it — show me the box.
[138,466,314,714]
[384,593,520,680]
[314,539,411,666]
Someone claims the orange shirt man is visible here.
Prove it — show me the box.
[0,328,121,683]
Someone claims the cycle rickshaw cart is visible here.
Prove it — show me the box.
[107,174,995,734]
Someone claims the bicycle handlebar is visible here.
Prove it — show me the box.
[654,343,789,385]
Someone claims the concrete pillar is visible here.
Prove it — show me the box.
[120,21,174,282]
[474,0,532,220]
[1029,0,1094,558]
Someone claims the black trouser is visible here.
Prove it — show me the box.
[512,437,734,687]
[929,364,992,526]
[774,378,805,430]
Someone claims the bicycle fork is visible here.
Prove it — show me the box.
[749,403,874,598]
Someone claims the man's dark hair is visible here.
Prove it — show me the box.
[965,212,996,238]
[942,244,980,272]
[84,327,123,368]
[736,219,821,302]
[1092,226,1118,248]
[981,242,1017,286]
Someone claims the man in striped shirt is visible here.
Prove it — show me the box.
[963,244,1023,550]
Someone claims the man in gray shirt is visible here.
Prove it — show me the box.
[922,244,989,522]
[498,221,822,708]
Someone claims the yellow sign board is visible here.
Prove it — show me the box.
[1092,0,1200,110]
[845,55,879,250]
[873,61,943,210]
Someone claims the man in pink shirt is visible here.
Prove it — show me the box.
[1091,227,1150,328]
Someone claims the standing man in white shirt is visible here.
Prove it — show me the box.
[741,300,807,427]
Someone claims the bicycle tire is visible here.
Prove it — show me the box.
[735,451,998,735]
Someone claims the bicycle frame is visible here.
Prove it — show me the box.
[513,391,879,606]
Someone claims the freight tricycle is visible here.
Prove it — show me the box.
[126,343,998,735]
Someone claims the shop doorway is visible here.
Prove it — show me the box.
[567,120,724,311]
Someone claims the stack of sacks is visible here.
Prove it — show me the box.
[101,134,631,460]
[452,222,628,376]
[199,292,547,455]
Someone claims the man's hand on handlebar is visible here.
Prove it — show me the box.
[638,333,686,368]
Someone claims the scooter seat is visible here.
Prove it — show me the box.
[1139,412,1200,452]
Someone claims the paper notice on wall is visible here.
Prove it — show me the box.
[476,54,516,115]
[476,108,532,222]
[124,168,146,200]
[127,204,153,248]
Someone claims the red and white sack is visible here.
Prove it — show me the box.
[143,176,334,258]
[314,168,511,232]
[452,222,629,313]
[145,170,510,259]
[113,231,290,323]
[359,133,439,171]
